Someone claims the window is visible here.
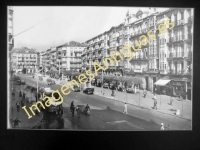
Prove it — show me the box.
[181,12,184,20]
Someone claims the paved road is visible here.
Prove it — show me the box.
[20,75,192,130]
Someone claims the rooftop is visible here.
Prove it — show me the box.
[11,47,38,54]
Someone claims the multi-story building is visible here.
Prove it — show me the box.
[8,6,14,78]
[56,41,86,72]
[157,8,193,99]
[83,7,193,99]
[8,6,14,52]
[11,47,38,73]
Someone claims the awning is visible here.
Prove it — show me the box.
[154,79,171,86]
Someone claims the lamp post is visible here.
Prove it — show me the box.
[36,68,43,102]
[89,51,91,88]
[102,56,104,95]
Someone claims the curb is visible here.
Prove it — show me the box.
[31,111,44,129]
[93,92,191,121]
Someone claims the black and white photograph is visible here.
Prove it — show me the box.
[7,6,193,130]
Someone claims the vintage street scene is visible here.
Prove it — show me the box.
[8,6,193,130]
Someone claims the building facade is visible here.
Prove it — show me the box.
[82,7,193,98]
[56,41,86,72]
[11,47,38,73]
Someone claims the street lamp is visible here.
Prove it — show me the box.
[36,68,43,102]
[89,51,92,88]
[102,56,104,96]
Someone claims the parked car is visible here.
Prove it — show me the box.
[83,88,94,94]
[126,85,135,93]
[110,84,117,90]
[118,86,125,92]
[109,83,114,89]
[74,85,80,92]
[47,78,55,85]
[103,83,109,88]
[14,79,26,85]
[96,83,102,87]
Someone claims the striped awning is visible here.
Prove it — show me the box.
[154,79,171,86]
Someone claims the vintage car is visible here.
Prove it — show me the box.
[117,85,125,92]
[83,88,94,94]
[126,85,135,93]
[47,78,55,85]
[103,83,109,88]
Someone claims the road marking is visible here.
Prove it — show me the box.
[106,120,145,130]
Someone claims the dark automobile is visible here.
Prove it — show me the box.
[96,83,102,87]
[14,79,26,85]
[118,86,125,92]
[83,88,94,94]
[74,85,81,92]
[103,83,109,88]
[126,85,135,93]
[110,84,117,90]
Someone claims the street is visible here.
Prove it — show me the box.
[16,75,192,130]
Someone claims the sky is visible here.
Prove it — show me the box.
[12,6,164,52]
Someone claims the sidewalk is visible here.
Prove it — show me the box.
[93,87,192,120]
[9,84,43,129]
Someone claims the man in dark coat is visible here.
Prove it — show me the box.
[60,106,63,117]
[76,106,81,118]
[13,118,21,128]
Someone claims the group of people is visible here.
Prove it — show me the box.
[70,101,90,118]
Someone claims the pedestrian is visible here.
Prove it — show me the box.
[23,92,26,100]
[13,118,21,128]
[16,101,20,112]
[123,103,128,114]
[70,101,74,112]
[152,94,157,110]
[154,87,157,95]
[71,105,75,117]
[143,89,147,98]
[58,106,61,115]
[76,106,81,118]
[60,106,64,117]
[19,91,22,97]
[160,123,165,130]
[21,99,24,107]
[169,97,173,105]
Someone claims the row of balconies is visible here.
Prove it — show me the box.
[70,66,81,69]
[70,61,82,64]
[168,52,184,58]
[85,16,193,47]
[167,69,191,75]
[167,51,192,59]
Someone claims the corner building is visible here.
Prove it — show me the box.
[83,7,193,100]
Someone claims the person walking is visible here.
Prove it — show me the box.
[60,106,63,117]
[13,118,21,128]
[123,103,128,114]
[154,87,157,95]
[169,96,173,105]
[21,99,24,107]
[19,90,22,97]
[58,106,61,115]
[160,123,165,130]
[71,104,75,117]
[76,106,81,118]
[16,101,20,112]
[153,94,157,110]
[143,89,147,98]
[70,101,74,111]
